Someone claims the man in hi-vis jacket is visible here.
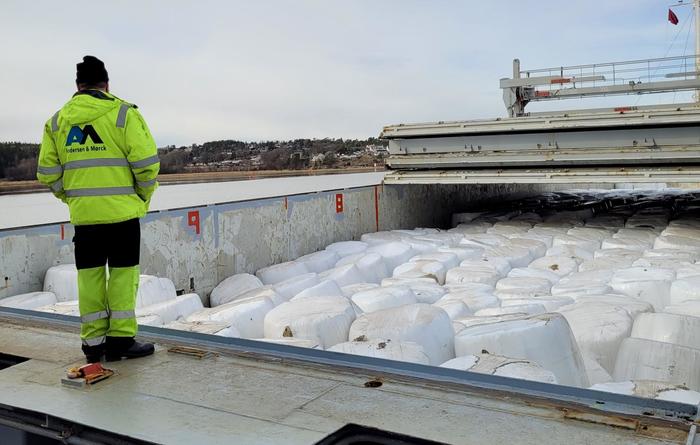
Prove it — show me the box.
[37,56,159,363]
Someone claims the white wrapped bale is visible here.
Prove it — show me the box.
[483,245,533,268]
[0,291,57,309]
[360,231,404,245]
[513,232,554,248]
[570,295,653,320]
[381,277,437,287]
[437,246,484,261]
[137,314,163,326]
[475,304,546,317]
[318,264,365,287]
[445,266,500,286]
[669,276,700,305]
[256,261,310,285]
[291,280,344,300]
[136,276,177,308]
[254,338,320,348]
[36,300,80,316]
[366,242,415,271]
[507,267,560,284]
[43,264,78,302]
[349,253,390,284]
[677,263,700,279]
[613,338,700,391]
[188,294,277,338]
[529,256,578,277]
[664,301,700,318]
[209,273,263,307]
[325,240,368,258]
[348,304,455,365]
[613,228,658,243]
[654,235,700,252]
[350,286,417,313]
[264,295,356,348]
[552,234,601,253]
[272,273,319,300]
[392,260,447,285]
[432,298,472,320]
[295,250,339,273]
[410,252,460,271]
[590,380,700,405]
[601,238,652,251]
[495,277,552,299]
[595,248,643,260]
[579,257,637,273]
[453,313,589,387]
[568,227,614,241]
[341,283,379,297]
[546,245,594,262]
[645,249,699,263]
[442,291,499,313]
[583,355,613,386]
[462,257,512,275]
[328,339,430,364]
[610,267,675,311]
[403,282,446,304]
[165,319,238,336]
[556,302,633,373]
[501,297,574,312]
[508,238,547,258]
[550,271,614,298]
[630,312,700,350]
[136,293,204,324]
[441,353,557,384]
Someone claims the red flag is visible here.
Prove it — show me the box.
[669,8,679,25]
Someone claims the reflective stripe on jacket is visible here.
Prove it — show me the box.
[37,90,159,225]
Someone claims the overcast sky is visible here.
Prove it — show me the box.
[0,0,696,146]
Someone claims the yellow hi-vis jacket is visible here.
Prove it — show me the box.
[37,90,160,225]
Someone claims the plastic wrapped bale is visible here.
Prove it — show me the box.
[626,215,668,230]
[529,256,579,278]
[348,303,454,365]
[556,301,633,373]
[443,282,494,295]
[568,227,615,241]
[454,313,589,387]
[590,380,700,405]
[402,239,440,255]
[579,257,637,273]
[137,314,163,327]
[437,246,484,261]
[264,295,356,348]
[507,267,560,284]
[328,339,430,364]
[664,301,700,318]
[337,253,389,284]
[494,277,551,299]
[552,234,601,253]
[550,271,614,298]
[630,312,700,350]
[442,291,500,313]
[397,282,446,304]
[595,248,643,260]
[136,275,177,308]
[360,231,404,245]
[43,264,79,302]
[453,313,528,333]
[501,297,574,312]
[254,338,321,349]
[475,304,546,317]
[0,291,57,309]
[613,227,658,243]
[256,261,310,285]
[381,277,438,287]
[188,294,277,338]
[677,263,700,279]
[440,353,557,384]
[350,286,417,313]
[512,232,554,249]
[36,301,80,316]
[432,298,472,320]
[570,295,653,320]
[445,266,500,286]
[461,257,512,275]
[601,237,652,252]
[210,273,263,307]
[295,250,340,274]
[460,233,510,249]
[165,319,238,336]
[483,245,534,269]
[290,280,344,301]
[410,252,460,271]
[610,267,676,311]
[644,249,699,263]
[341,283,379,298]
[136,293,204,324]
[318,264,365,287]
[392,260,447,285]
[507,238,547,259]
[654,235,700,252]
[272,273,319,300]
[325,240,368,258]
[669,276,700,305]
[545,245,594,262]
[366,242,416,271]
[613,338,700,391]
[449,221,491,234]
[583,355,613,386]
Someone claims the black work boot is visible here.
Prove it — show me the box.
[82,344,105,363]
[105,336,155,362]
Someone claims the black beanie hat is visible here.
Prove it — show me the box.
[76,55,109,84]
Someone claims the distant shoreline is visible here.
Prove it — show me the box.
[0,167,386,195]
